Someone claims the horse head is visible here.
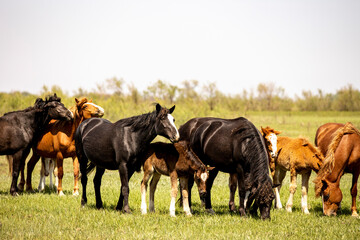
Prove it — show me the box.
[251,176,275,220]
[37,93,73,122]
[75,98,104,119]
[261,126,281,159]
[154,103,179,143]
[314,177,342,216]
[194,165,215,200]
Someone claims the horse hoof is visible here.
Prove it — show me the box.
[73,191,79,197]
[17,185,24,192]
[351,212,359,217]
[58,191,65,196]
[11,192,19,197]
[205,208,216,215]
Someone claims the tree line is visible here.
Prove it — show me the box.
[1,79,359,121]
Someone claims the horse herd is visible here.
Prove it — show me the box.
[1,94,359,220]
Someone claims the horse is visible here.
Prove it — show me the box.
[0,93,73,195]
[266,129,323,214]
[140,141,214,217]
[178,117,275,220]
[314,122,360,217]
[228,126,280,212]
[20,97,104,196]
[75,103,180,213]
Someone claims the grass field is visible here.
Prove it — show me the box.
[1,111,360,239]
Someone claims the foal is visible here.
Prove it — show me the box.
[140,141,214,217]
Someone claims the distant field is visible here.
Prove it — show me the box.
[1,111,360,239]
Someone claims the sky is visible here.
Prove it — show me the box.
[0,0,359,98]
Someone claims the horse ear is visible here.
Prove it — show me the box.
[75,98,79,104]
[169,105,175,114]
[156,103,161,113]
[261,126,266,134]
[206,166,215,171]
[274,130,281,135]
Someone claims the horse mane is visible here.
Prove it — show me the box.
[232,119,275,204]
[176,141,206,171]
[3,94,61,116]
[314,122,360,197]
[233,120,271,184]
[117,103,168,131]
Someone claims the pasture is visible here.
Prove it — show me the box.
[1,111,360,239]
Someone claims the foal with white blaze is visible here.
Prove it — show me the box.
[140,141,213,217]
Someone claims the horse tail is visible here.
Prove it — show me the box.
[314,122,359,197]
[6,155,13,176]
[86,162,96,175]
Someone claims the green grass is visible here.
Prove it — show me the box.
[1,111,360,239]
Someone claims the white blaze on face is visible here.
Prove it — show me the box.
[268,133,278,157]
[167,114,180,140]
[85,102,105,115]
[200,172,208,182]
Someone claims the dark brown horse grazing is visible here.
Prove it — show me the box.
[0,94,73,195]
[179,117,275,220]
[314,122,360,217]
[21,97,104,196]
[140,141,214,217]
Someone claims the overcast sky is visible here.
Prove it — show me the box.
[0,0,359,98]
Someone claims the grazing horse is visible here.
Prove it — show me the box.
[75,104,180,213]
[179,117,275,220]
[268,132,323,214]
[140,141,214,217]
[228,126,280,212]
[21,97,104,196]
[0,94,73,195]
[314,122,360,216]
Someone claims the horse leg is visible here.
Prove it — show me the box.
[116,164,134,213]
[56,155,65,196]
[301,171,311,214]
[274,168,286,209]
[286,167,297,212]
[169,172,179,217]
[93,167,105,209]
[179,177,192,216]
[350,170,359,217]
[49,159,56,190]
[228,173,238,212]
[149,172,161,213]
[236,168,246,217]
[72,157,80,196]
[38,158,46,192]
[79,157,88,207]
[10,151,24,195]
[18,159,25,192]
[204,169,219,214]
[140,166,154,214]
[25,152,40,192]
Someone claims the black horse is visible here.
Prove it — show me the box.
[0,94,73,195]
[179,117,275,220]
[75,103,179,213]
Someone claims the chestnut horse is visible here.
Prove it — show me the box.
[140,141,214,217]
[271,134,323,214]
[314,122,360,216]
[21,97,104,196]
